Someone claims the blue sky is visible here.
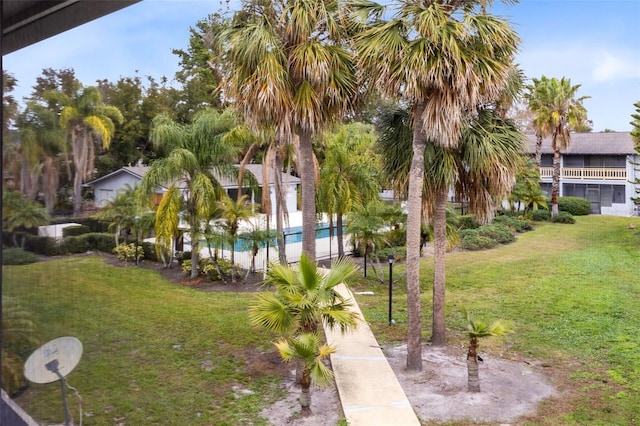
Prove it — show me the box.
[4,0,640,131]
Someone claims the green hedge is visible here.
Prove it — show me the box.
[459,230,498,250]
[558,196,591,216]
[458,215,480,230]
[552,211,576,224]
[531,209,551,222]
[62,225,90,237]
[2,247,39,265]
[492,215,534,232]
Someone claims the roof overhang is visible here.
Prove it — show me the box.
[2,0,141,56]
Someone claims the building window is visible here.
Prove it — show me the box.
[612,185,626,204]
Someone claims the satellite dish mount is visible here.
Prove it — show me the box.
[24,337,83,426]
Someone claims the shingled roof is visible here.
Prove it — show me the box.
[523,132,636,155]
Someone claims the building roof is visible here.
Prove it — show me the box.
[84,164,301,189]
[524,132,636,155]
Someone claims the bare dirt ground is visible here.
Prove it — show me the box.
[100,253,561,425]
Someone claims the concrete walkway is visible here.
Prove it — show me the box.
[324,284,421,426]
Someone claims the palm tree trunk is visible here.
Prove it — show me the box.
[551,148,561,217]
[467,337,480,392]
[336,213,344,258]
[190,222,200,279]
[406,100,427,372]
[534,132,543,173]
[274,149,288,265]
[431,187,447,346]
[299,129,316,260]
[299,371,312,416]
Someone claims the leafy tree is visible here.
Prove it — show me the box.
[274,332,336,415]
[353,0,520,370]
[53,85,124,214]
[140,108,240,279]
[462,308,512,393]
[171,15,224,122]
[2,71,18,139]
[217,0,360,260]
[2,191,50,248]
[317,123,381,258]
[525,76,589,217]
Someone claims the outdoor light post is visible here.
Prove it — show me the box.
[388,254,395,325]
[134,215,140,266]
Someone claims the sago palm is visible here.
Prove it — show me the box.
[216,0,360,260]
[352,0,520,370]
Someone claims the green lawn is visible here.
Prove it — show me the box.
[353,215,640,425]
[3,256,283,425]
[3,215,640,425]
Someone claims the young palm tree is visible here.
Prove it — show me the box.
[346,200,388,280]
[462,308,512,393]
[524,76,589,217]
[216,0,360,260]
[273,332,336,415]
[53,86,123,214]
[140,108,240,279]
[2,191,50,248]
[96,184,140,246]
[377,104,524,353]
[217,194,257,282]
[249,254,360,336]
[317,123,381,258]
[353,0,520,370]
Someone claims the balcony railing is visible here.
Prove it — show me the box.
[539,167,627,180]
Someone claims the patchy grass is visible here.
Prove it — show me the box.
[352,215,640,425]
[3,256,284,425]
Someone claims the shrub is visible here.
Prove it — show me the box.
[62,225,90,237]
[552,211,576,224]
[24,235,62,256]
[458,215,480,230]
[50,217,110,233]
[113,243,144,265]
[558,196,591,216]
[2,248,39,265]
[531,209,551,222]
[477,224,515,244]
[492,216,534,233]
[459,230,497,250]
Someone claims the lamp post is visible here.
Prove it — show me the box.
[388,254,395,325]
[134,215,140,266]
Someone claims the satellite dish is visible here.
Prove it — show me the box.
[24,336,83,384]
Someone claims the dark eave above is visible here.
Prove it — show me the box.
[2,0,141,56]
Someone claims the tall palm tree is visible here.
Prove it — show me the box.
[16,102,65,211]
[53,86,123,215]
[140,108,240,279]
[525,76,589,217]
[317,123,380,258]
[377,104,524,356]
[216,0,360,260]
[353,0,520,371]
